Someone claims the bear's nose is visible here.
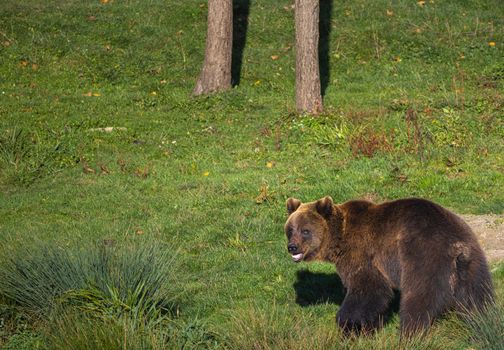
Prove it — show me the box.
[288,243,298,253]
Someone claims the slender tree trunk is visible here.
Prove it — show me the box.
[193,0,233,96]
[295,0,323,114]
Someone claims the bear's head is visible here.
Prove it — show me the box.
[284,196,334,263]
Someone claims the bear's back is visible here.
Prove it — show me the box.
[376,198,476,244]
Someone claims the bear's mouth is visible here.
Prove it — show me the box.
[291,253,304,262]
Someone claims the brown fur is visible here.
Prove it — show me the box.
[284,197,494,336]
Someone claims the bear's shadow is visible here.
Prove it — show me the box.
[293,269,401,319]
[293,269,346,306]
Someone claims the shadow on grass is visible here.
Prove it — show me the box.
[293,269,346,306]
[293,269,401,324]
[232,0,250,86]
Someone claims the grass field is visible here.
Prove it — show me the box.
[0,0,503,348]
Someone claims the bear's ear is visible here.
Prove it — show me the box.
[316,196,334,218]
[286,198,301,215]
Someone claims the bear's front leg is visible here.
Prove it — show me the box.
[336,278,394,334]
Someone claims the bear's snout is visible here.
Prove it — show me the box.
[287,243,304,262]
[287,243,298,253]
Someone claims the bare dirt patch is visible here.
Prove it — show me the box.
[461,214,504,263]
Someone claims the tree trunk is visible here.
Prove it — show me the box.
[295,0,323,114]
[193,0,233,96]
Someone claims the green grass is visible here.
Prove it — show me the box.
[0,0,503,348]
[0,240,180,317]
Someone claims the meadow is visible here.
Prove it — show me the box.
[0,0,503,348]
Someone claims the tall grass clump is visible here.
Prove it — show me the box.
[44,310,167,350]
[223,303,340,350]
[462,302,504,350]
[0,239,190,348]
[0,127,80,186]
[0,243,86,313]
[223,303,471,350]
[0,239,181,323]
[44,311,220,350]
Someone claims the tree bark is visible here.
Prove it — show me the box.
[295,0,323,114]
[193,0,233,96]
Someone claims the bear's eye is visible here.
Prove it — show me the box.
[301,229,311,238]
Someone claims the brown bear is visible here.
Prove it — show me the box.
[284,196,494,336]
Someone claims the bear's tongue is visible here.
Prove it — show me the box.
[292,253,304,262]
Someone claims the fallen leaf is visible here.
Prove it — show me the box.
[19,59,29,67]
[135,229,145,235]
[488,41,496,47]
[134,167,149,178]
[203,171,210,176]
[271,55,279,60]
[417,0,426,6]
[100,0,110,4]
[82,162,95,174]
[83,91,101,97]
[386,9,394,16]
[397,174,408,183]
[117,159,127,172]
[282,44,292,52]
[255,184,275,204]
[266,161,275,168]
[31,63,39,71]
[99,164,110,175]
